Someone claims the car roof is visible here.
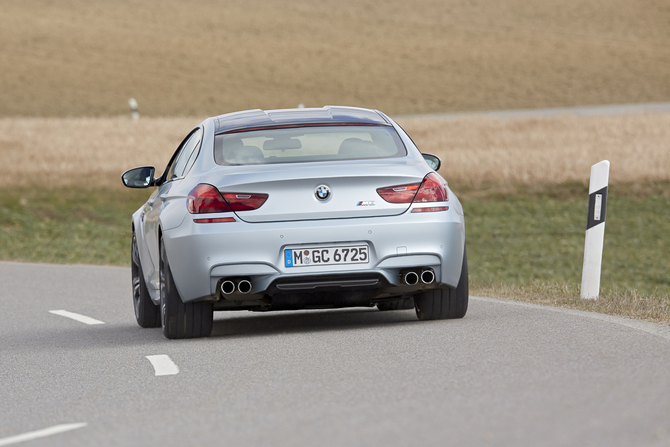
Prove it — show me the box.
[213,106,391,134]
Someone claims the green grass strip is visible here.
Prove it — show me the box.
[1,183,668,318]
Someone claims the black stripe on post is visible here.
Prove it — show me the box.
[586,186,608,230]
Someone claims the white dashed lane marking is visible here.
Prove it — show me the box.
[146,355,180,376]
[48,310,105,325]
[0,423,87,446]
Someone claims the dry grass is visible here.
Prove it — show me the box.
[398,112,670,187]
[2,112,669,188]
[473,282,670,323]
[1,0,669,117]
[0,117,199,188]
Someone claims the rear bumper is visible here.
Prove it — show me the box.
[162,205,465,303]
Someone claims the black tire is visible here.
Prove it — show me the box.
[160,238,213,339]
[415,247,468,320]
[132,231,160,328]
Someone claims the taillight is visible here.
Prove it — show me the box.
[377,173,448,204]
[188,184,231,214]
[376,183,420,203]
[187,184,268,214]
[413,173,448,203]
[221,193,268,211]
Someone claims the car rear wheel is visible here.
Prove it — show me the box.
[415,247,468,320]
[132,231,160,328]
[160,238,213,339]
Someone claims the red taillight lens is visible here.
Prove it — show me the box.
[376,183,420,203]
[187,184,232,214]
[221,193,268,211]
[413,173,448,203]
[187,184,268,214]
[377,173,448,204]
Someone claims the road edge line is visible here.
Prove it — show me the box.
[49,310,105,325]
[472,296,670,342]
[146,355,180,376]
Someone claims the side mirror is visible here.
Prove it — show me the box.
[121,166,155,188]
[422,153,441,171]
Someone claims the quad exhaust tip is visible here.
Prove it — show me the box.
[237,279,252,294]
[221,280,235,295]
[221,279,252,295]
[421,269,435,284]
[401,268,435,286]
[403,271,419,286]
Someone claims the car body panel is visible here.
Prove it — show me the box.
[200,159,429,222]
[162,195,464,302]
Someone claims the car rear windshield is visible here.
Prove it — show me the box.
[214,125,406,165]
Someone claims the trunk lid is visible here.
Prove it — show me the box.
[207,160,428,223]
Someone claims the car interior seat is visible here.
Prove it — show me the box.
[338,138,378,158]
[223,140,265,164]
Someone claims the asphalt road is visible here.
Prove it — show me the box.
[1,261,669,447]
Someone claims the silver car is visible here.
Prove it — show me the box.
[122,106,467,339]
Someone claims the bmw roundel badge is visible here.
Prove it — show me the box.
[315,185,331,201]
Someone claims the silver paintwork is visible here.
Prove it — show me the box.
[129,106,465,307]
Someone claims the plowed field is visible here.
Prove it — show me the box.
[1,0,669,117]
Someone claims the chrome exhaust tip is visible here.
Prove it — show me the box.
[404,271,419,286]
[237,279,252,294]
[221,280,235,295]
[421,269,435,284]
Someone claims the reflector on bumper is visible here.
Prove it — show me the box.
[411,206,449,213]
[193,217,236,223]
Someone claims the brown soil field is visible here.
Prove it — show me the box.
[1,0,669,118]
[2,112,668,188]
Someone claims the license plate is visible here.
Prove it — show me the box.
[285,245,369,267]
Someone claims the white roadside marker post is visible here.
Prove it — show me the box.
[580,160,610,299]
[128,98,139,121]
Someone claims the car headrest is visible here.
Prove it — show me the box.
[338,138,376,156]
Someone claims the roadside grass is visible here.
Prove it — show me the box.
[1,182,668,321]
[0,187,147,265]
[462,181,670,294]
[462,182,670,322]
[472,282,670,323]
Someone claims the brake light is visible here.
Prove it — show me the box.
[187,184,231,214]
[413,173,448,202]
[188,184,268,214]
[222,193,268,211]
[377,173,448,204]
[376,183,420,203]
